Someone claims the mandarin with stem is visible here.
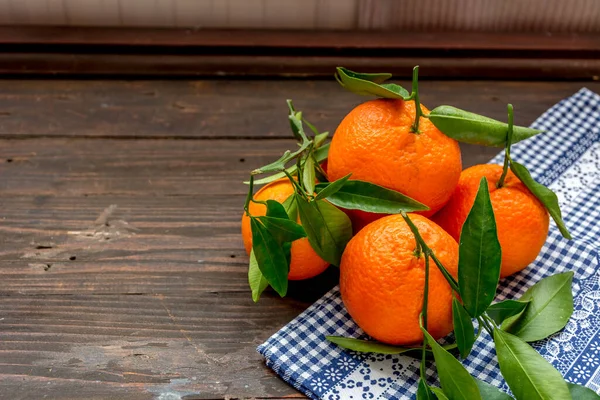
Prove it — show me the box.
[433,164,549,278]
[328,99,462,231]
[340,213,458,345]
[241,178,329,280]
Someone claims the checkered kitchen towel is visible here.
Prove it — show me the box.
[258,88,600,399]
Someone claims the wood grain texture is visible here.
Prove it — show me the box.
[0,138,498,197]
[2,53,600,79]
[0,141,337,398]
[3,27,599,51]
[0,80,596,138]
[0,293,309,399]
[0,79,593,399]
[1,27,599,78]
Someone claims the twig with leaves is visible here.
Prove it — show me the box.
[243,66,592,399]
[245,101,428,302]
[327,68,584,399]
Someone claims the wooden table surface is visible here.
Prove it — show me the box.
[0,79,598,400]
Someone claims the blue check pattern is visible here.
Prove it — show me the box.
[258,88,600,399]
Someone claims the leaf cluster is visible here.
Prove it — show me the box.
[328,178,577,399]
[245,67,583,399]
[324,73,581,400]
[245,102,428,301]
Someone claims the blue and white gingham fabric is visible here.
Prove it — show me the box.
[258,88,600,399]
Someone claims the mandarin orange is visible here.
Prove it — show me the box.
[433,164,549,278]
[340,213,458,345]
[241,178,329,280]
[328,99,462,230]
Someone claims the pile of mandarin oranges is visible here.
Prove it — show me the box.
[241,97,549,346]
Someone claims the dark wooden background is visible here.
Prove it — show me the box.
[1,27,599,79]
[1,77,598,399]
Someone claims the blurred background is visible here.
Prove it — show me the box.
[0,0,598,79]
[1,0,599,32]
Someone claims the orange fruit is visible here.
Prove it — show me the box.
[241,178,329,280]
[328,99,462,229]
[340,213,458,345]
[433,164,549,278]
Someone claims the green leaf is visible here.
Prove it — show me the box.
[421,328,482,400]
[265,199,289,219]
[419,380,437,400]
[250,218,289,297]
[509,160,571,239]
[251,150,294,176]
[260,200,306,243]
[502,272,574,342]
[326,336,416,354]
[429,106,542,147]
[314,131,329,148]
[288,106,309,143]
[430,387,449,400]
[567,383,600,399]
[286,99,297,113]
[314,173,352,201]
[296,197,352,266]
[380,83,411,98]
[336,67,392,83]
[289,115,303,141]
[453,298,476,358]
[335,67,410,99]
[246,143,330,186]
[315,180,429,214]
[486,300,530,325]
[475,379,514,400]
[257,216,306,244]
[248,250,269,302]
[494,329,571,400]
[313,142,330,164]
[251,110,311,176]
[326,336,457,360]
[282,242,292,267]
[247,166,293,186]
[264,199,295,266]
[302,118,321,136]
[251,144,310,175]
[302,155,316,194]
[282,194,298,221]
[458,177,502,318]
[301,117,328,147]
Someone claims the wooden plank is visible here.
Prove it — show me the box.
[0,80,595,138]
[0,173,322,398]
[1,27,599,52]
[0,292,306,399]
[0,175,336,399]
[2,53,600,79]
[0,138,497,196]
[0,27,599,78]
[0,193,340,299]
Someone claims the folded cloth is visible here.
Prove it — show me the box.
[258,88,600,399]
